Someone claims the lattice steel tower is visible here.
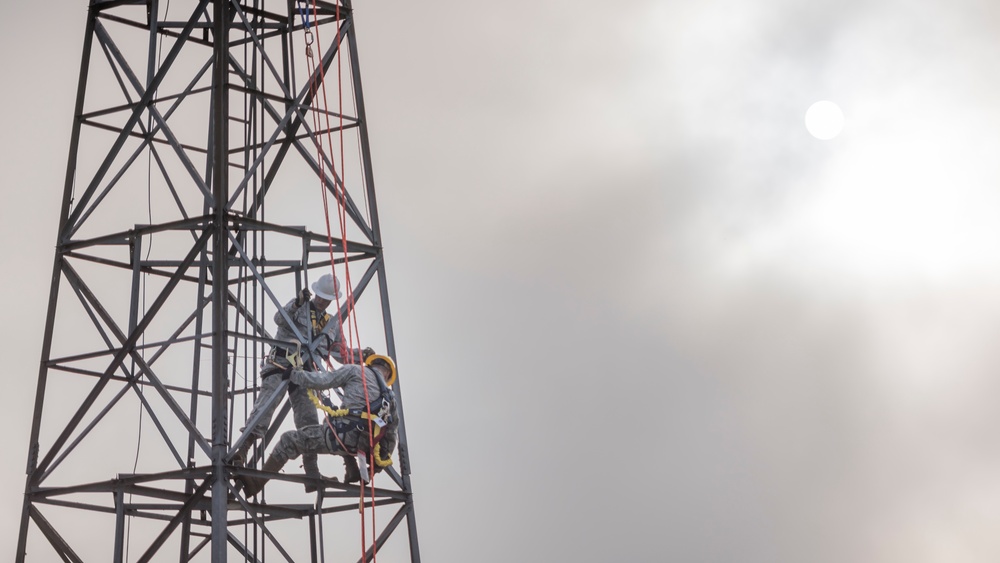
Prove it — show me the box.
[16,1,420,561]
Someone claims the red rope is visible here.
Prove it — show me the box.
[304,2,380,560]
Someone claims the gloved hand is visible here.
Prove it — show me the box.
[295,288,311,307]
[373,443,390,473]
[362,347,376,360]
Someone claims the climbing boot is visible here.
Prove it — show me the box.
[343,455,361,485]
[302,454,339,493]
[232,438,255,467]
[240,454,286,498]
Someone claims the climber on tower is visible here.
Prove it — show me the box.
[240,354,399,497]
[234,273,369,492]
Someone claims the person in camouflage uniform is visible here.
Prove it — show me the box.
[236,273,367,491]
[240,356,399,497]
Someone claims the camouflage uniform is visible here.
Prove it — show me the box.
[241,298,361,470]
[269,364,398,465]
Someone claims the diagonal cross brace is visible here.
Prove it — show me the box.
[32,229,214,483]
[223,9,374,243]
[134,478,213,563]
[27,505,84,563]
[94,19,213,203]
[64,0,211,237]
[230,54,375,243]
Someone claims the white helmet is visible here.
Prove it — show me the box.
[311,273,341,300]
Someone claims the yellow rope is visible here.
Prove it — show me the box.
[308,388,349,417]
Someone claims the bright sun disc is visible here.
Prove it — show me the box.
[805,101,845,140]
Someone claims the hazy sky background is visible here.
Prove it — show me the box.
[5,0,1000,561]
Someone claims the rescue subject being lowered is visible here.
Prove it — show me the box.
[240,354,399,497]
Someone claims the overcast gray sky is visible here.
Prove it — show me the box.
[5,0,1000,561]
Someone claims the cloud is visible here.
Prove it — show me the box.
[7,0,1000,561]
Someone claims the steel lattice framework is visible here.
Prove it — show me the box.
[16,1,420,561]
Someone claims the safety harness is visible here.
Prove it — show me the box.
[262,304,332,376]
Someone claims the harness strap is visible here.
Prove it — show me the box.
[266,304,331,371]
[323,415,352,453]
[310,307,331,332]
[261,360,288,378]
